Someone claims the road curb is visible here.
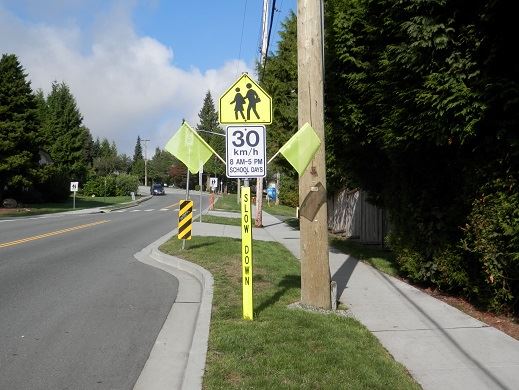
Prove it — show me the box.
[133,229,213,390]
[101,195,153,213]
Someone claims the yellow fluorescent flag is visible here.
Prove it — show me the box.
[164,122,215,174]
[279,122,321,175]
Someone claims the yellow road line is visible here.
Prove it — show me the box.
[165,201,181,210]
[0,220,110,248]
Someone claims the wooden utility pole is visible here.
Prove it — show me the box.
[255,0,270,228]
[298,0,331,309]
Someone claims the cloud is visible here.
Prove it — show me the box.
[0,2,253,155]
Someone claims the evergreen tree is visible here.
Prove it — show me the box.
[131,136,145,181]
[98,138,113,158]
[260,12,299,206]
[93,137,119,176]
[0,53,40,199]
[117,154,132,174]
[196,91,225,176]
[148,148,177,184]
[133,136,143,162]
[92,137,101,159]
[39,81,90,182]
[83,127,94,167]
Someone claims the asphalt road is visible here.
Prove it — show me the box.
[0,189,206,389]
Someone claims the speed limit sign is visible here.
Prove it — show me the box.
[226,125,266,178]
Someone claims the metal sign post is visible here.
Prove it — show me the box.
[70,181,79,209]
[241,186,253,320]
[199,164,203,222]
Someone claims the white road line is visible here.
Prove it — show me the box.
[144,209,155,212]
[130,210,141,212]
[160,208,169,211]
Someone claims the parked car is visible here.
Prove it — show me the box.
[150,183,165,195]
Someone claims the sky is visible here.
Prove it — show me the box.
[0,0,296,156]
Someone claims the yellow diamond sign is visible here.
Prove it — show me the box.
[219,73,272,125]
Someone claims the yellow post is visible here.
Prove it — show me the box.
[241,186,253,320]
[178,200,193,240]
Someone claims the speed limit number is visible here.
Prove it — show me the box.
[226,125,266,178]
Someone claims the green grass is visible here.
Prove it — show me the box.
[284,217,300,230]
[261,201,296,218]
[210,195,397,277]
[214,193,296,218]
[213,193,241,212]
[201,214,255,227]
[160,236,419,389]
[330,236,400,277]
[0,195,134,217]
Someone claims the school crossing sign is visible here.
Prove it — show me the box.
[226,125,266,178]
[219,73,272,125]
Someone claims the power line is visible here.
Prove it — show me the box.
[271,0,285,49]
[260,0,277,81]
[265,0,277,59]
[236,0,249,76]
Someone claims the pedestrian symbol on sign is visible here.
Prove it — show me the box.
[210,177,218,190]
[219,74,272,124]
[230,88,246,121]
[230,84,261,121]
[244,83,260,121]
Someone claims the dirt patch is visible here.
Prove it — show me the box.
[418,286,519,340]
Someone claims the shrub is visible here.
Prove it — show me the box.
[387,232,431,284]
[115,174,139,196]
[279,178,299,208]
[34,165,70,202]
[462,178,519,313]
[82,175,116,197]
[390,177,519,314]
[433,247,471,294]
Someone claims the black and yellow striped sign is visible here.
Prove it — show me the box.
[178,200,193,240]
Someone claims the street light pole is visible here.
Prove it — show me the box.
[142,139,150,187]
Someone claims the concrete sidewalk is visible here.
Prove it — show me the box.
[194,208,519,390]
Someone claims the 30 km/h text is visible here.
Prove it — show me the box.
[226,125,266,179]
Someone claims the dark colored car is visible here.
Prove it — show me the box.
[150,183,165,195]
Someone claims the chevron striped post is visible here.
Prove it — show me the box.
[178,200,193,249]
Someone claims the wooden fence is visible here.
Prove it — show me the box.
[327,189,389,245]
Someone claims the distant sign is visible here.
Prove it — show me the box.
[70,182,79,192]
[210,177,218,189]
[226,125,266,178]
[219,74,272,124]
